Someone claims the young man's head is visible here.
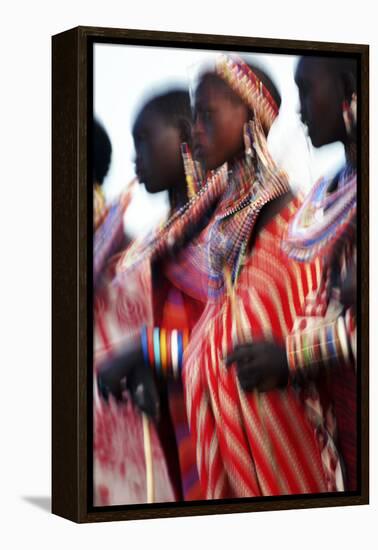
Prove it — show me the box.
[295,56,357,148]
[132,89,192,194]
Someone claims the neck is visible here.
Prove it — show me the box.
[227,150,246,170]
[345,141,357,169]
[227,154,257,195]
[168,180,188,212]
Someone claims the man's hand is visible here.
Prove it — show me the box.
[97,344,160,419]
[226,341,289,392]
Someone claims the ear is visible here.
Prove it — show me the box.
[177,117,193,146]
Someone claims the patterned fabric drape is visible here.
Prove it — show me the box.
[184,200,335,498]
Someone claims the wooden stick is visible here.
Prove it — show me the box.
[142,413,155,503]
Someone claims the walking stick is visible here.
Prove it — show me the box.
[142,413,155,503]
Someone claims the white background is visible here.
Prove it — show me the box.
[0,1,376,548]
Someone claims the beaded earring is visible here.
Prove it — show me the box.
[342,92,357,137]
[243,121,255,168]
[181,142,203,199]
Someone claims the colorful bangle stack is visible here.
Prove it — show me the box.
[286,316,351,379]
[140,326,189,379]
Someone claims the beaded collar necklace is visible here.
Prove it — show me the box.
[206,153,289,299]
[115,158,229,277]
[283,164,357,263]
[201,57,288,297]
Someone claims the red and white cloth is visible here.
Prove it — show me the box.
[184,199,337,499]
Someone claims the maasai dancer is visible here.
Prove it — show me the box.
[240,57,358,490]
[94,90,227,503]
[93,119,112,230]
[182,55,333,499]
[93,119,133,288]
[97,90,229,501]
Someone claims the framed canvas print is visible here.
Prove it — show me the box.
[52,26,369,523]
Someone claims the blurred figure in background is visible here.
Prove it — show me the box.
[122,91,229,500]
[93,119,133,288]
[285,57,357,490]
[132,91,193,210]
[236,56,357,491]
[94,89,227,504]
[123,89,200,499]
[93,119,112,228]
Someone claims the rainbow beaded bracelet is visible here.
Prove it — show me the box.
[141,326,189,379]
[286,316,352,379]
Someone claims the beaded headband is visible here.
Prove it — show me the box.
[215,54,279,133]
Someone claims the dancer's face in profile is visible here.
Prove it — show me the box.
[133,108,185,193]
[193,75,249,171]
[295,57,347,148]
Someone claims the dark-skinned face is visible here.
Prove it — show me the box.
[294,57,347,148]
[133,108,185,193]
[193,78,249,171]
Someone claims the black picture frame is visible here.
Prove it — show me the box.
[52,25,369,523]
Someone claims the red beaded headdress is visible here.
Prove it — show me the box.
[215,54,279,133]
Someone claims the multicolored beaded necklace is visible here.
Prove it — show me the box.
[197,55,288,297]
[283,164,357,263]
[206,119,290,299]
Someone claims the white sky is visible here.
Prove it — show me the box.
[94,44,345,239]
